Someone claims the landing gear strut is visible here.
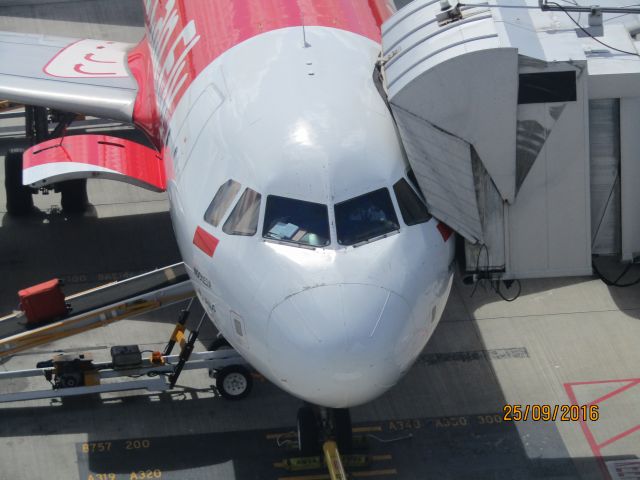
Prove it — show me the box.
[296,405,353,455]
[4,149,34,216]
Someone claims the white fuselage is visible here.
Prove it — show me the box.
[164,26,454,408]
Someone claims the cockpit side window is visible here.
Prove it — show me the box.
[222,188,262,236]
[263,195,330,247]
[335,188,400,246]
[393,178,432,226]
[204,179,241,227]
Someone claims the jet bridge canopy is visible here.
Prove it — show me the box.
[382,0,640,278]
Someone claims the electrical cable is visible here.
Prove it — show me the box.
[470,243,488,298]
[469,243,522,301]
[547,1,640,56]
[591,171,620,249]
[367,433,413,443]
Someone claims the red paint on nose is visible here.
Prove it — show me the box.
[193,226,219,257]
[437,222,454,242]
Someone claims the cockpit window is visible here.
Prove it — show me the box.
[222,188,261,236]
[335,188,400,246]
[204,179,241,227]
[393,178,432,226]
[263,195,330,247]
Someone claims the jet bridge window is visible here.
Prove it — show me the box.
[263,195,330,247]
[335,188,400,246]
[223,188,262,236]
[518,71,576,104]
[204,179,241,227]
[393,178,432,226]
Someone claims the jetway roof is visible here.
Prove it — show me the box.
[382,0,640,208]
[384,0,640,95]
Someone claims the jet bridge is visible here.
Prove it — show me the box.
[382,0,640,279]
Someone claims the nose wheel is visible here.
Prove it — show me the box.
[296,405,353,455]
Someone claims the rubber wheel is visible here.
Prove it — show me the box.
[297,406,320,455]
[333,408,353,453]
[208,337,231,351]
[60,374,80,388]
[215,365,252,400]
[4,150,33,216]
[59,178,88,214]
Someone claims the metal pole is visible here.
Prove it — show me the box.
[168,312,206,388]
[538,0,640,14]
[163,297,194,356]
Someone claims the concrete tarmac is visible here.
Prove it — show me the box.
[1,2,639,480]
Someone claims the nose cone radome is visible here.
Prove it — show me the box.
[266,284,413,408]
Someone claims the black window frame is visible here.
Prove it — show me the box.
[393,178,432,226]
[334,188,400,246]
[204,179,241,227]
[262,195,331,248]
[222,187,262,236]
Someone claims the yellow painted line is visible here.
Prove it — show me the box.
[352,426,383,433]
[278,474,330,480]
[370,454,392,462]
[278,470,397,480]
[268,425,382,440]
[353,470,397,478]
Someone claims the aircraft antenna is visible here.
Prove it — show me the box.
[302,20,310,48]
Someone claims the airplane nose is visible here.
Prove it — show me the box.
[266,284,413,408]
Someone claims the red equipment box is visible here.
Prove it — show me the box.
[18,279,68,325]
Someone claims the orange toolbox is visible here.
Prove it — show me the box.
[18,279,68,325]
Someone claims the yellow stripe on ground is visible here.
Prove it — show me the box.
[268,425,381,440]
[352,426,383,433]
[278,474,330,480]
[278,469,397,480]
[353,470,397,478]
[370,455,392,461]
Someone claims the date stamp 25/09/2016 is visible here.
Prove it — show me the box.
[503,404,600,422]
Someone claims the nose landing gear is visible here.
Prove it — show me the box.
[296,405,352,479]
[296,405,353,454]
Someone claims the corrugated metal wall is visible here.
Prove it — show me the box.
[590,99,621,256]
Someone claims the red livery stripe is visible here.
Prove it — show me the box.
[193,226,220,257]
[138,0,390,134]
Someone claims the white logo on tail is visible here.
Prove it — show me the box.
[44,39,130,78]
